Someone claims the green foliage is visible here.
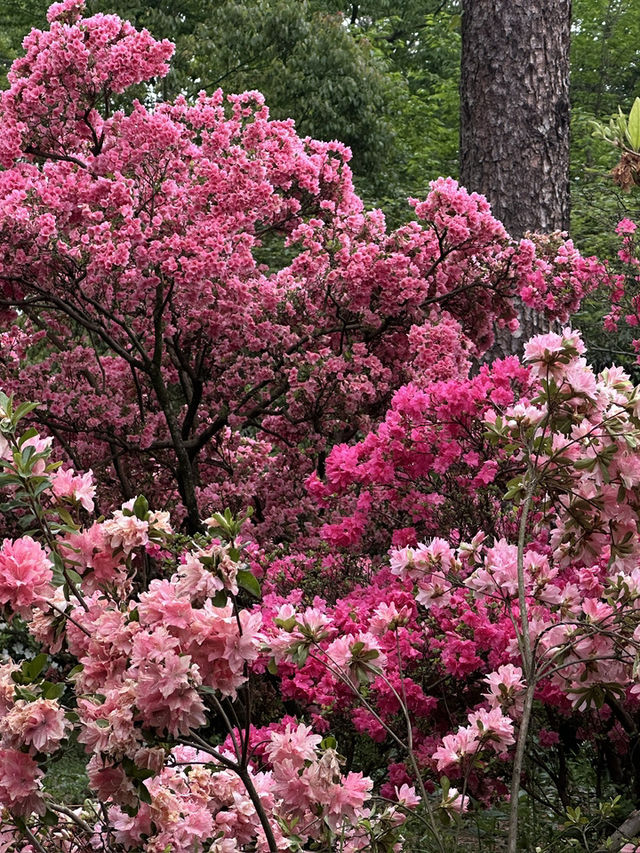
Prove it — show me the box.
[42,738,91,804]
[570,0,640,255]
[352,2,461,223]
[85,0,393,177]
[0,0,49,86]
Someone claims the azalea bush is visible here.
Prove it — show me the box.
[0,0,604,540]
[0,395,416,852]
[6,337,640,852]
[4,3,640,853]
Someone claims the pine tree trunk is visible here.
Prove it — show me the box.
[460,0,572,357]
[460,0,571,237]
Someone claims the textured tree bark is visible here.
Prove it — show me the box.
[460,0,572,357]
[460,0,571,237]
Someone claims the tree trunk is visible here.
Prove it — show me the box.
[460,0,572,357]
[460,0,571,237]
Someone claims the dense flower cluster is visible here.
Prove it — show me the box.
[0,1,605,539]
[254,328,640,818]
[0,407,411,852]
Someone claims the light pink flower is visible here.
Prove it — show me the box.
[0,698,69,753]
[0,536,53,613]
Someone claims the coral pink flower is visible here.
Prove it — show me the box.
[0,748,44,816]
[0,536,53,613]
[0,698,69,753]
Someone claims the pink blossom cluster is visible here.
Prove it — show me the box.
[0,1,605,543]
[0,418,410,850]
[0,666,67,818]
[105,727,403,853]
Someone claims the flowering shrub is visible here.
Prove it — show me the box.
[0,0,605,539]
[2,4,640,852]
[259,328,640,851]
[0,395,413,852]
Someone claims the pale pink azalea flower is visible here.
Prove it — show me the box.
[0,536,53,614]
[369,601,410,634]
[442,786,469,813]
[582,598,614,622]
[266,723,322,770]
[20,434,53,475]
[467,706,516,751]
[389,545,417,578]
[87,754,139,810]
[324,770,373,831]
[483,664,525,713]
[296,606,332,640]
[133,649,206,737]
[0,826,17,853]
[138,579,194,630]
[415,571,452,608]
[0,698,69,753]
[502,402,546,427]
[394,783,421,807]
[77,683,140,757]
[50,467,96,512]
[523,331,565,364]
[0,662,17,715]
[103,509,149,553]
[148,510,172,535]
[433,727,479,771]
[563,358,598,400]
[0,747,45,816]
[174,552,224,602]
[59,523,123,588]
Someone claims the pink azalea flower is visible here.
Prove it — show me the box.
[0,536,53,614]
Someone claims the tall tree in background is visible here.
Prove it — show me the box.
[460,0,571,238]
[459,0,571,359]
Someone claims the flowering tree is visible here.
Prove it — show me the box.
[0,0,605,539]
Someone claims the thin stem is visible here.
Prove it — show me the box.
[507,485,535,853]
[308,644,446,852]
[48,600,92,637]
[180,734,278,853]
[23,825,47,853]
[206,690,241,761]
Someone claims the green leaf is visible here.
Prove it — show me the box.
[42,681,65,700]
[13,401,40,423]
[22,653,48,682]
[629,97,640,149]
[138,782,152,805]
[133,494,149,520]
[56,507,76,527]
[41,809,59,827]
[210,589,228,607]
[122,756,156,781]
[18,427,39,446]
[236,569,261,598]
